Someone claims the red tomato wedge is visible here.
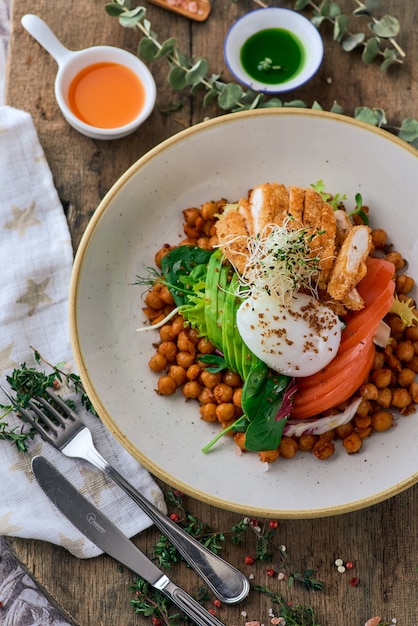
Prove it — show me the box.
[340,258,395,352]
[290,340,376,419]
[290,257,394,420]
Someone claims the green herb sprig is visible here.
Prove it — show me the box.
[105,1,418,146]
[0,349,96,451]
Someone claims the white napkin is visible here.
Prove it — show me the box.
[0,105,167,558]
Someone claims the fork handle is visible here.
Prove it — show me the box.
[103,463,249,604]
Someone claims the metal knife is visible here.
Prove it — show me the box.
[32,456,232,626]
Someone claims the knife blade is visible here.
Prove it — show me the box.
[32,456,229,626]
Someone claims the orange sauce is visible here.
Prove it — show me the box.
[68,62,146,129]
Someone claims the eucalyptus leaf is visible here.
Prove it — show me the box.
[318,0,332,17]
[203,86,219,107]
[333,14,349,41]
[217,83,243,110]
[370,15,400,38]
[362,37,380,63]
[342,32,365,51]
[330,101,345,114]
[353,0,381,16]
[105,3,125,17]
[398,119,418,143]
[294,0,311,9]
[380,48,399,72]
[119,6,146,27]
[354,106,380,126]
[186,58,209,85]
[311,15,325,27]
[312,100,324,110]
[138,37,159,61]
[284,100,307,108]
[155,37,177,59]
[260,97,283,108]
[168,64,188,91]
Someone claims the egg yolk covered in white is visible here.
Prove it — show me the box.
[236,291,343,377]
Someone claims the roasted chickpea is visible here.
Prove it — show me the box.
[376,387,392,408]
[215,403,236,422]
[186,364,201,381]
[155,245,173,268]
[200,201,218,220]
[157,375,177,396]
[158,341,178,363]
[372,351,386,370]
[313,438,335,460]
[355,426,372,439]
[409,382,418,402]
[197,337,215,354]
[385,314,406,336]
[385,251,405,271]
[354,414,371,429]
[408,355,418,373]
[298,434,317,451]
[405,326,418,342]
[199,403,217,422]
[396,340,415,362]
[371,228,387,249]
[233,432,247,452]
[343,432,363,454]
[335,423,354,439]
[182,380,202,399]
[223,370,242,387]
[232,388,242,408]
[279,437,299,459]
[259,449,280,463]
[148,353,168,373]
[396,274,415,294]
[144,290,165,310]
[176,351,196,369]
[356,398,371,418]
[371,410,393,432]
[196,236,211,249]
[372,368,392,388]
[360,383,378,401]
[171,316,186,336]
[397,368,416,388]
[213,383,234,404]
[159,285,175,305]
[183,207,200,225]
[177,331,196,354]
[391,388,412,409]
[200,370,223,389]
[168,365,187,387]
[198,387,216,404]
[159,324,175,342]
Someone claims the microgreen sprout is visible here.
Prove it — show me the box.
[228,220,319,304]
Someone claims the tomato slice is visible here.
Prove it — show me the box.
[290,339,375,419]
[289,258,394,420]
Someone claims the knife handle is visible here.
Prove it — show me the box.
[162,580,226,626]
[105,464,249,604]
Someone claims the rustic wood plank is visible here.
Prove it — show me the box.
[5,0,418,624]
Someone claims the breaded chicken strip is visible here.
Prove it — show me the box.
[302,189,337,289]
[246,182,289,234]
[215,207,249,274]
[327,225,372,308]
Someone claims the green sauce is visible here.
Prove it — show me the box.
[240,28,305,86]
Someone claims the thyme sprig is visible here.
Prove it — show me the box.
[130,491,323,624]
[0,349,96,451]
[105,1,418,146]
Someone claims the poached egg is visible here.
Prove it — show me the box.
[236,291,343,377]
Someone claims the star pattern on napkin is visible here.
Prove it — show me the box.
[16,277,52,316]
[0,343,18,374]
[3,202,40,237]
[79,466,113,507]
[8,444,43,480]
[0,512,22,535]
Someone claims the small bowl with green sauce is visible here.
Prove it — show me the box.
[224,7,323,94]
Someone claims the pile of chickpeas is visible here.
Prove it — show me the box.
[142,200,418,463]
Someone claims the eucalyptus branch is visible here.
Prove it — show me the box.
[105,1,418,147]
[294,0,405,70]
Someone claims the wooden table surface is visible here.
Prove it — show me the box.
[5,1,418,625]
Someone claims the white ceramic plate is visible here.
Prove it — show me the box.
[70,109,418,518]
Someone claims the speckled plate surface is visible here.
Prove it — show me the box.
[69,109,418,518]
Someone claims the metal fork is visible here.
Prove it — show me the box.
[1,384,249,605]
